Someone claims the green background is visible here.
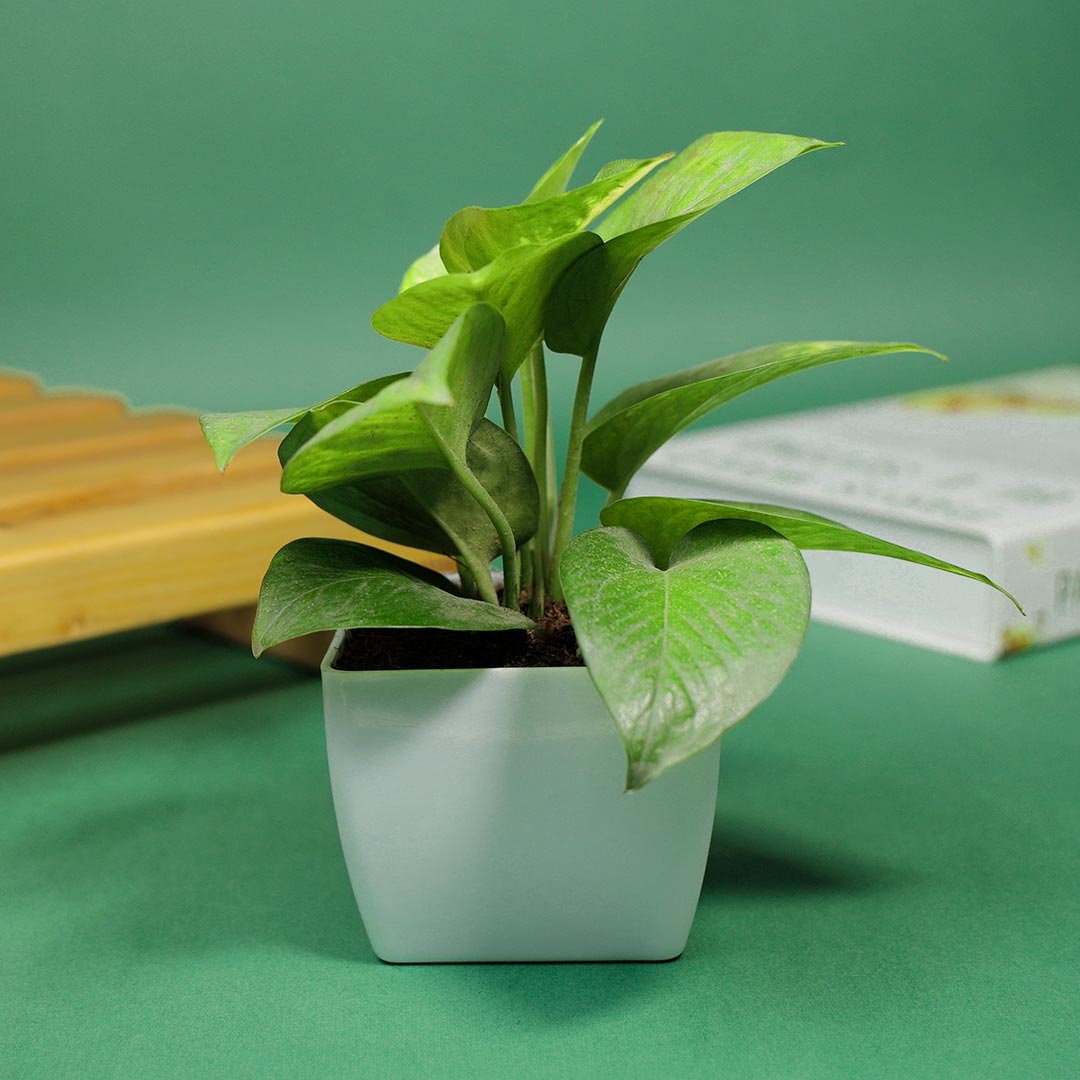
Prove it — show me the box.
[5,0,1079,426]
[3,1,1079,1076]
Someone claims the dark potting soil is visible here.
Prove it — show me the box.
[332,599,584,672]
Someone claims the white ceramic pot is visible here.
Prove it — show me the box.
[321,631,721,963]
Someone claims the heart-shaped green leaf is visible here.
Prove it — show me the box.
[400,244,447,293]
[282,417,539,560]
[525,120,603,203]
[543,219,684,357]
[561,522,810,791]
[583,341,945,497]
[596,131,840,241]
[439,155,670,275]
[199,373,406,472]
[200,407,307,472]
[396,121,605,293]
[373,231,602,377]
[602,497,1023,611]
[253,537,533,656]
[545,131,839,356]
[282,303,506,494]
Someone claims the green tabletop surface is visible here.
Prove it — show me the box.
[2,623,1078,1079]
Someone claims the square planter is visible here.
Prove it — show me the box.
[322,631,721,963]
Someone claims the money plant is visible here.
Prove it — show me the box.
[201,123,1019,791]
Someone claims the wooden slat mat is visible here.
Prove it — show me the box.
[0,371,452,662]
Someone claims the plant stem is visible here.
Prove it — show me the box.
[519,544,534,602]
[450,544,498,605]
[470,560,500,607]
[545,409,557,541]
[497,371,519,441]
[549,347,598,600]
[521,343,551,616]
[402,475,499,606]
[519,358,540,608]
[456,560,477,599]
[424,422,521,609]
[520,348,538,469]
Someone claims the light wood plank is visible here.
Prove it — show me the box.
[0,478,454,656]
[0,373,42,404]
[0,393,128,429]
[1,372,453,658]
[0,436,282,525]
[0,475,452,561]
[0,412,202,471]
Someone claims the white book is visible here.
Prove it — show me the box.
[627,365,1080,661]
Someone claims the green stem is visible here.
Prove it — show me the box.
[497,371,519,441]
[520,359,540,609]
[545,409,557,544]
[519,544,534,602]
[449,544,497,606]
[521,343,551,616]
[520,348,538,469]
[532,356,551,618]
[402,476,498,606]
[424,421,520,609]
[550,347,598,601]
[469,560,499,607]
[444,536,497,606]
[456,560,478,600]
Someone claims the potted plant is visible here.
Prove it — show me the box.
[201,123,1019,963]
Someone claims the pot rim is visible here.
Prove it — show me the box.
[320,628,593,681]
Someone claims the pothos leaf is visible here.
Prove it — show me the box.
[561,522,810,791]
[596,131,841,241]
[439,155,670,274]
[400,244,447,293]
[373,231,602,378]
[281,416,539,560]
[583,341,945,498]
[601,497,1023,611]
[200,407,306,472]
[545,131,840,356]
[395,120,605,293]
[282,303,506,494]
[199,373,406,472]
[252,537,533,656]
[525,120,603,203]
